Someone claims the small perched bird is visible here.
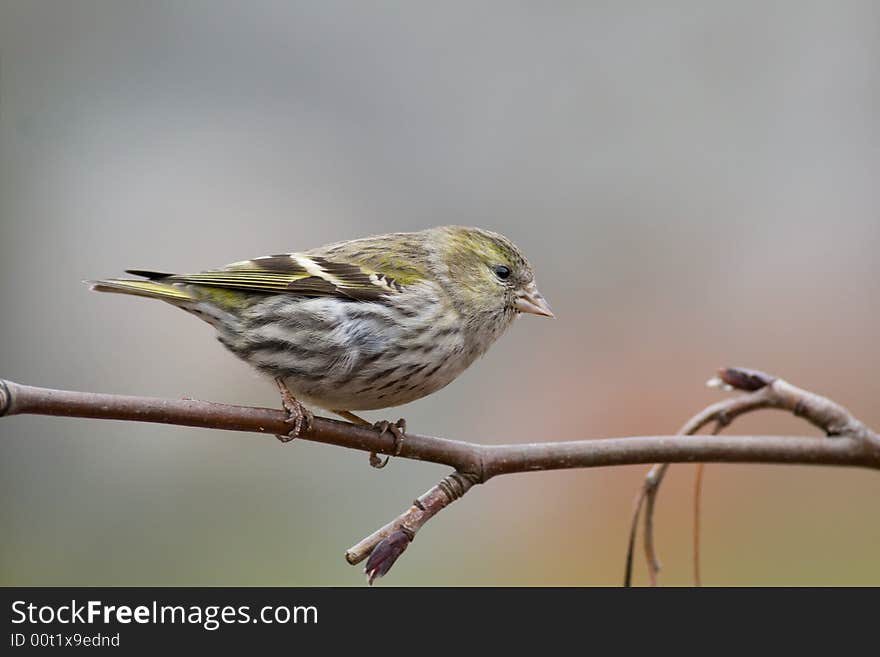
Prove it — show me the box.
[91,226,553,463]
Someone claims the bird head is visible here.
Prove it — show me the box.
[431,226,554,321]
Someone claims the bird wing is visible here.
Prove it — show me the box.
[148,253,413,303]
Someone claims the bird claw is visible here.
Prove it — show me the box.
[274,379,313,443]
[368,418,406,468]
[277,400,313,442]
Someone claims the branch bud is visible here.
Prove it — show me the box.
[715,367,775,392]
[364,528,413,585]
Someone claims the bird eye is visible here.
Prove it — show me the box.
[494,265,511,280]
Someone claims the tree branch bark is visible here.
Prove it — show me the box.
[4,379,875,476]
[2,370,878,584]
[0,379,483,473]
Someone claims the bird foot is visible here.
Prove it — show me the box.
[368,418,406,469]
[274,378,313,442]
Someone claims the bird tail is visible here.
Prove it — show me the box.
[88,270,194,302]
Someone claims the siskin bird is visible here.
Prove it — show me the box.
[90,226,553,462]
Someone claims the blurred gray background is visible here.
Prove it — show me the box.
[1,1,878,585]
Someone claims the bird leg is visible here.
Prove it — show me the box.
[333,410,406,468]
[274,377,313,442]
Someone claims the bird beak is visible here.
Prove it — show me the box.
[514,283,555,318]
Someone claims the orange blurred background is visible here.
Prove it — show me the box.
[1,1,878,585]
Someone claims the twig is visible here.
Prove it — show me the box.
[623,484,648,587]
[693,463,705,587]
[624,367,880,587]
[2,371,878,584]
[690,421,723,587]
[346,471,479,584]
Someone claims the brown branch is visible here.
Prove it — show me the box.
[346,471,479,584]
[623,483,648,587]
[2,371,879,584]
[693,462,705,587]
[624,367,880,587]
[0,379,484,473]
